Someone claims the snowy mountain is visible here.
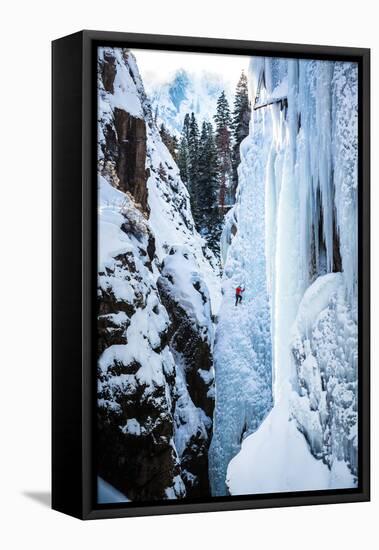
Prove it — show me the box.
[97,47,221,502]
[223,57,358,495]
[146,69,232,136]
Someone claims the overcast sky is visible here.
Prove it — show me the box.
[133,48,250,92]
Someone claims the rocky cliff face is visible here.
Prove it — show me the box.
[97,47,219,502]
[98,49,149,211]
[97,180,180,501]
[157,246,215,496]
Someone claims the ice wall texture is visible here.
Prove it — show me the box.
[97,47,220,501]
[227,57,358,494]
[209,90,273,497]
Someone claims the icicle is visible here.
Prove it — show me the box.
[315,61,334,273]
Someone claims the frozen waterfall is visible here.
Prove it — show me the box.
[209,85,273,497]
[212,56,358,496]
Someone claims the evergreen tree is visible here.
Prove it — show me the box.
[197,121,222,255]
[187,112,200,203]
[177,114,192,184]
[182,113,191,142]
[159,123,179,161]
[198,122,217,215]
[154,105,159,125]
[178,110,229,262]
[231,71,251,197]
[214,91,232,130]
[214,91,233,210]
[178,112,200,222]
[177,134,189,184]
[171,135,179,161]
[159,122,169,145]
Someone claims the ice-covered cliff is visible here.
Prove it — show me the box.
[97,47,220,502]
[209,87,273,496]
[226,57,358,495]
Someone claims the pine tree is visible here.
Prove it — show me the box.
[187,112,200,198]
[214,91,232,130]
[159,122,169,145]
[214,91,233,210]
[197,122,222,255]
[154,105,159,125]
[178,112,200,222]
[231,71,251,197]
[170,135,179,162]
[177,115,191,184]
[182,113,191,142]
[159,123,179,161]
[177,135,189,184]
[198,122,218,215]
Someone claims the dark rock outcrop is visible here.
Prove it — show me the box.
[98,359,181,501]
[97,207,184,501]
[158,286,214,417]
[157,247,215,497]
[101,50,117,93]
[98,51,149,213]
[113,108,149,211]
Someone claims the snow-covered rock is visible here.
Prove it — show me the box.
[291,273,358,476]
[158,246,215,495]
[97,176,184,501]
[97,47,220,501]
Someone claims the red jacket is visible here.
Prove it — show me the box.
[236,287,244,296]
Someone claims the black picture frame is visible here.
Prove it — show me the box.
[52,30,370,520]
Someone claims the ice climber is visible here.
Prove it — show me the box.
[235,285,245,306]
